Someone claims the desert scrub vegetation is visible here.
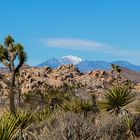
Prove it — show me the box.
[1,78,140,140]
[37,112,97,140]
[23,84,74,110]
[60,98,94,118]
[2,83,139,140]
[0,86,140,140]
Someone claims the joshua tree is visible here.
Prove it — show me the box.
[111,64,121,77]
[0,35,27,115]
[111,64,116,75]
[116,65,121,78]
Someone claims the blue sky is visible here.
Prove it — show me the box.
[0,0,140,65]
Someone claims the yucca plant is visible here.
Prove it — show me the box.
[45,88,72,111]
[60,100,81,113]
[78,99,93,117]
[122,116,136,140]
[0,110,38,140]
[0,112,21,140]
[15,110,36,140]
[35,106,51,121]
[99,85,135,116]
[61,99,93,117]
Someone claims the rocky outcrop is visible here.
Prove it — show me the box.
[88,70,107,78]
[16,65,82,93]
[0,64,139,98]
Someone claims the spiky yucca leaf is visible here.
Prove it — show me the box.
[99,85,135,116]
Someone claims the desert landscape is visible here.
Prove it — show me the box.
[0,0,140,140]
[0,40,140,139]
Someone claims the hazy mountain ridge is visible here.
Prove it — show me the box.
[77,60,111,72]
[37,56,140,72]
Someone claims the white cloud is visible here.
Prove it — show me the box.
[40,38,113,52]
[40,38,140,58]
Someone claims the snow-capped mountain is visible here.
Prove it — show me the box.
[60,55,83,65]
[37,56,140,72]
[37,55,83,68]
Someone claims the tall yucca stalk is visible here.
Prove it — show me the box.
[0,35,27,115]
[99,85,135,116]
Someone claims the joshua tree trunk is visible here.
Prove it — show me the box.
[17,76,21,108]
[9,70,16,115]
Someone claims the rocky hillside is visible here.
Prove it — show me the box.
[120,67,140,83]
[0,64,140,109]
[0,64,139,96]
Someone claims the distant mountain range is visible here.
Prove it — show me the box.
[37,55,140,72]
